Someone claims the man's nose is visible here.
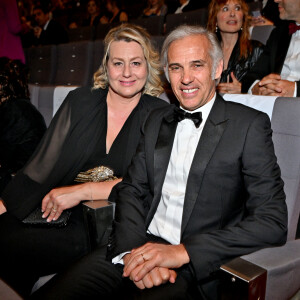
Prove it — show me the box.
[181,69,194,85]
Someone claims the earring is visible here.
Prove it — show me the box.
[215,24,218,32]
[240,27,243,31]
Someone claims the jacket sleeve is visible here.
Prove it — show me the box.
[183,112,287,281]
[241,28,277,93]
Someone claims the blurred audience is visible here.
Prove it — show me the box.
[140,0,168,18]
[207,0,265,94]
[69,0,108,28]
[32,4,69,45]
[0,0,29,64]
[0,57,46,194]
[106,0,128,23]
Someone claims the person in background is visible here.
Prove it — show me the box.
[174,0,190,14]
[207,0,265,94]
[82,0,108,26]
[140,0,168,17]
[106,0,128,23]
[241,0,300,97]
[32,4,68,45]
[0,57,46,195]
[0,0,28,64]
[0,23,167,298]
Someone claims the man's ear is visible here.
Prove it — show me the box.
[164,66,170,82]
[214,60,223,80]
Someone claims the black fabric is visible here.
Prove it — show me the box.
[0,98,46,195]
[0,87,168,297]
[35,19,69,46]
[219,39,265,83]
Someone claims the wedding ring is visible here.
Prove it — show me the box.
[52,208,57,212]
[141,253,145,261]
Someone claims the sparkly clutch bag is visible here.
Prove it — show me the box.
[74,166,118,183]
[22,208,71,228]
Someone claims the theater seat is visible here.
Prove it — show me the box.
[220,97,300,300]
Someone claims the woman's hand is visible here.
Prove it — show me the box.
[217,72,242,94]
[42,184,90,222]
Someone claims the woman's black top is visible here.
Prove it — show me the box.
[1,87,167,219]
[220,39,265,83]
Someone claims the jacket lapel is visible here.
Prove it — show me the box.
[146,107,178,225]
[181,96,228,234]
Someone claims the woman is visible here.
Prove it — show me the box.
[0,58,46,194]
[106,0,128,23]
[82,0,108,27]
[207,0,265,94]
[141,0,168,18]
[0,23,166,297]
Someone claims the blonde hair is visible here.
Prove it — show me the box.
[93,23,164,97]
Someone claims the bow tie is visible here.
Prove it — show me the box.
[289,22,300,35]
[174,107,202,128]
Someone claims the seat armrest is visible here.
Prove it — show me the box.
[220,240,300,300]
[220,257,267,300]
[82,200,115,250]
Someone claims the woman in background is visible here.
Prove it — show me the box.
[82,0,108,26]
[106,0,128,23]
[207,0,265,94]
[0,23,166,297]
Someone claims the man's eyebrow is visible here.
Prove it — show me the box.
[168,63,182,67]
[191,59,206,64]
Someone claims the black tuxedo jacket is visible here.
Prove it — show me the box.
[37,19,68,46]
[241,23,300,95]
[108,95,287,292]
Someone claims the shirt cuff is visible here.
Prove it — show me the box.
[112,251,131,265]
[248,80,260,94]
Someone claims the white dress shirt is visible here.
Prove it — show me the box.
[174,0,190,14]
[112,95,216,264]
[147,96,215,244]
[249,26,300,96]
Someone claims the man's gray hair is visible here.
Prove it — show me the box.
[161,25,223,81]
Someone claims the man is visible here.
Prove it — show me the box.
[242,0,300,97]
[32,5,68,46]
[32,25,287,300]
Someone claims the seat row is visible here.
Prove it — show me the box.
[25,35,166,87]
[25,24,275,88]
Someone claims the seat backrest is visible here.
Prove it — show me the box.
[90,39,105,85]
[94,23,117,40]
[250,25,275,45]
[151,35,165,53]
[271,97,300,241]
[53,41,93,86]
[25,45,57,85]
[131,16,165,35]
[165,8,208,34]
[67,26,95,42]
